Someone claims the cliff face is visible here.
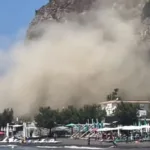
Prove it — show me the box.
[27,0,97,39]
[27,0,150,40]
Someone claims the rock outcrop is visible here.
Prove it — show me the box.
[27,0,97,39]
[27,0,150,40]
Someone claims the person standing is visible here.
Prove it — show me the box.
[87,136,90,146]
[112,134,118,147]
[54,133,57,141]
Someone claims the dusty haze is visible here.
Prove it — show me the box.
[0,1,149,116]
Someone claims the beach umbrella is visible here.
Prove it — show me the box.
[97,123,101,128]
[66,123,76,127]
[1,127,3,131]
[97,122,101,128]
[87,119,90,124]
[83,124,89,132]
[91,119,94,124]
[74,126,80,132]
[144,119,147,125]
[90,128,98,132]
[138,120,141,126]
[93,122,97,128]
[0,132,4,135]
[96,123,98,128]
[9,128,12,132]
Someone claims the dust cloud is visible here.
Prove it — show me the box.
[0,0,149,116]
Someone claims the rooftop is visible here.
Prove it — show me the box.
[100,100,150,105]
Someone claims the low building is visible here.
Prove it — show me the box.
[100,100,150,117]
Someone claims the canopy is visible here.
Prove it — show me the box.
[121,126,141,130]
[97,126,143,132]
[140,125,150,129]
[98,127,119,132]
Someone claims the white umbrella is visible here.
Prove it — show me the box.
[1,127,3,131]
[9,128,12,132]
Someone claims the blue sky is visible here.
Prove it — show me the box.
[0,0,48,49]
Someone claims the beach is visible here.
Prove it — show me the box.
[0,138,150,150]
[0,144,150,150]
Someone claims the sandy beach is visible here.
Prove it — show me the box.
[0,138,150,149]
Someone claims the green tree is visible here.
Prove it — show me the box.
[60,105,79,124]
[59,104,106,124]
[78,104,106,124]
[0,108,14,127]
[35,104,106,129]
[114,102,139,125]
[34,107,58,135]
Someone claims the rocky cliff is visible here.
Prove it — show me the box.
[27,0,98,39]
[26,0,150,41]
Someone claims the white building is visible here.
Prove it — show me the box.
[100,100,150,117]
